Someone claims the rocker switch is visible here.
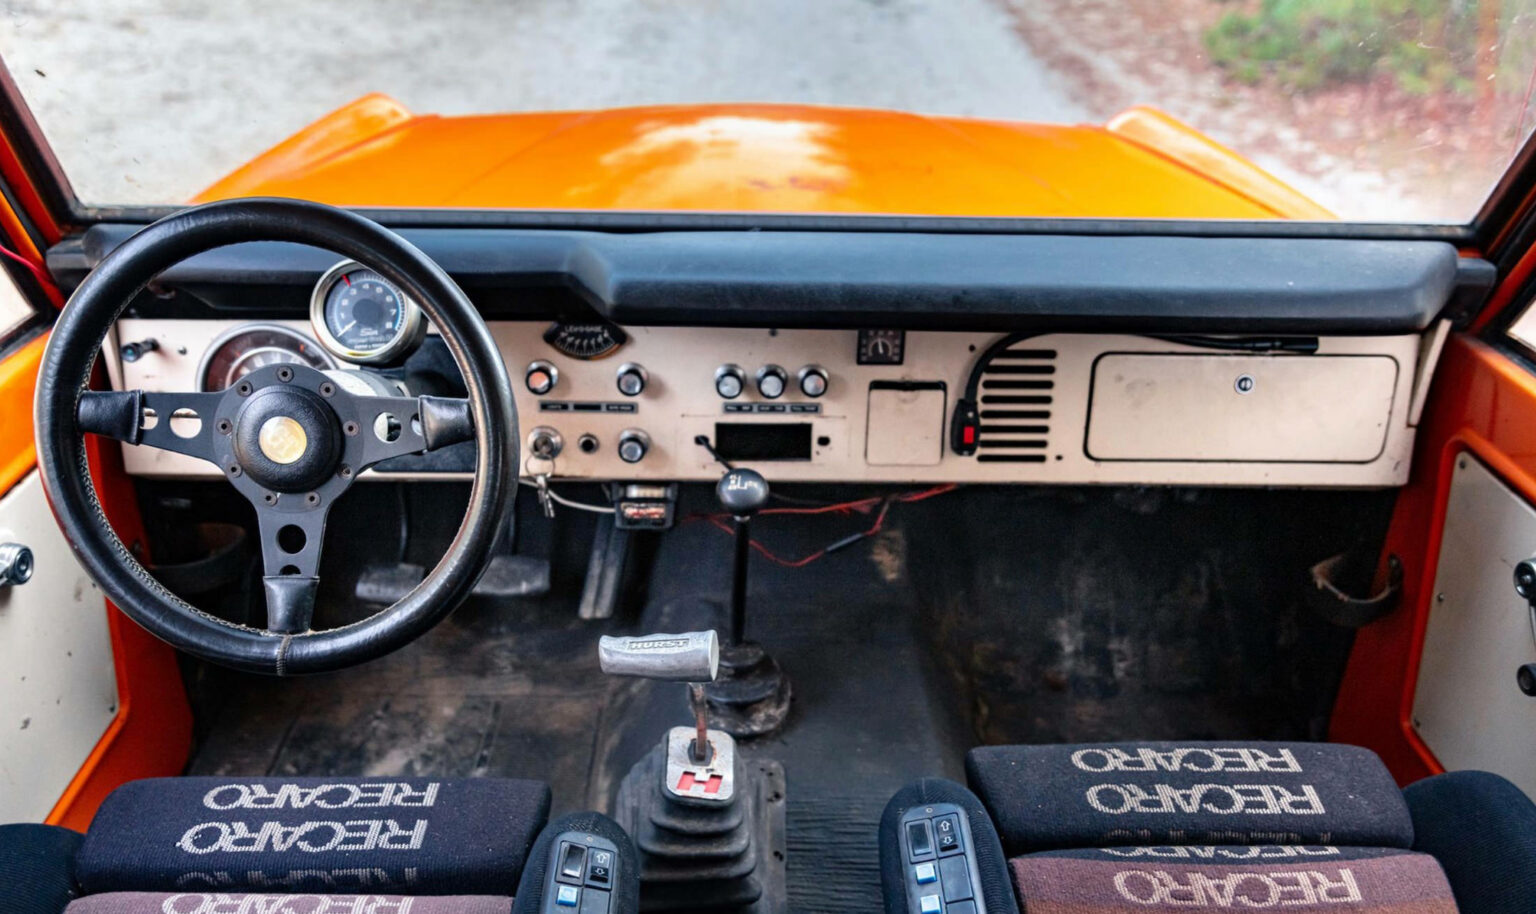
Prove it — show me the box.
[907,820,934,860]
[558,843,587,883]
[934,814,963,855]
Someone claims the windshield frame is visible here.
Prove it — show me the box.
[0,57,1513,255]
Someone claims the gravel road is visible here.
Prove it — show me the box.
[0,0,1088,205]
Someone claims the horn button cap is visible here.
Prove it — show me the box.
[232,386,342,492]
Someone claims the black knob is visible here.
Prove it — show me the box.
[1516,559,1536,600]
[715,365,745,399]
[756,365,787,399]
[717,468,769,518]
[618,430,649,464]
[120,338,159,363]
[616,363,648,397]
[1519,663,1536,697]
[525,360,558,395]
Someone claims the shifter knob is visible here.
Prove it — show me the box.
[717,468,769,518]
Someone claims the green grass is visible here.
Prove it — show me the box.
[1204,0,1485,95]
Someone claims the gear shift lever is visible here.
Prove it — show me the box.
[600,631,719,763]
[717,468,769,645]
[606,626,788,908]
[692,466,791,737]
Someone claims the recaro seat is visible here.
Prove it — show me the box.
[3,776,638,914]
[881,741,1536,914]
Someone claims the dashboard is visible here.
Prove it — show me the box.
[58,224,1488,490]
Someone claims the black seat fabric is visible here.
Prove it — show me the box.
[65,894,513,913]
[965,742,1414,855]
[1404,770,1536,914]
[884,742,1488,914]
[0,823,85,914]
[74,777,551,896]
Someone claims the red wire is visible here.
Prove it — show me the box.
[0,242,56,291]
[697,484,956,568]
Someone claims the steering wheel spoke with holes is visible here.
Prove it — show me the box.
[34,198,518,675]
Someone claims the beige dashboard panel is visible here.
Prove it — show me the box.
[1086,353,1398,462]
[866,384,946,466]
[109,319,1423,487]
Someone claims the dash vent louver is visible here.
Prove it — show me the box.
[973,347,1055,462]
[949,333,1054,461]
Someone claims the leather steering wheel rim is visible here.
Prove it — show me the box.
[34,198,518,675]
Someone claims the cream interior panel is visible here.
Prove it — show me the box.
[0,472,120,822]
[865,385,947,467]
[1412,454,1536,800]
[1087,353,1398,462]
[111,319,1422,487]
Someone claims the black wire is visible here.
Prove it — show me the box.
[1151,334,1320,353]
[693,434,735,471]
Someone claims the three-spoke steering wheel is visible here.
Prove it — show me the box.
[34,199,518,675]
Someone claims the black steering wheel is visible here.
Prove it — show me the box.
[34,198,518,675]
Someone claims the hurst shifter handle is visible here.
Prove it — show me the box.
[600,631,720,763]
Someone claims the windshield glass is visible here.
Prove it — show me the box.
[5,1,1536,222]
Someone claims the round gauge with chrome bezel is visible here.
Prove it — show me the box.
[196,323,336,392]
[309,260,427,364]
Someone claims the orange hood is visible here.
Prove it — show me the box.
[196,94,1331,220]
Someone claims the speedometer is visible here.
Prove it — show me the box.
[196,324,335,392]
[310,261,427,364]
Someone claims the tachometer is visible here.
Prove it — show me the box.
[196,324,336,392]
[310,261,427,364]
[543,320,628,360]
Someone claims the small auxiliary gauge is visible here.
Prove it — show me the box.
[310,261,427,365]
[543,320,629,360]
[857,329,905,365]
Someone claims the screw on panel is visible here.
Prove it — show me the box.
[276,367,294,382]
[216,419,232,435]
[338,465,353,479]
[319,382,335,397]
[263,493,277,505]
[237,381,252,396]
[344,421,359,436]
[305,493,320,506]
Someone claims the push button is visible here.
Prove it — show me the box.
[906,820,934,860]
[914,862,937,885]
[933,814,963,855]
[556,885,580,907]
[578,888,610,914]
[918,894,942,914]
[939,855,972,903]
[586,848,614,887]
[947,902,977,914]
[558,843,587,883]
